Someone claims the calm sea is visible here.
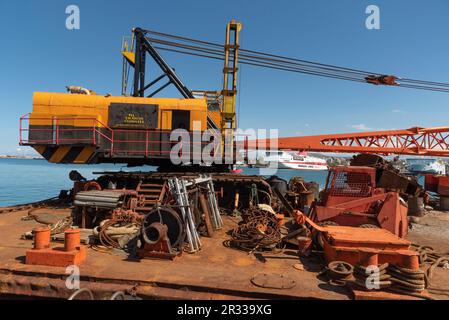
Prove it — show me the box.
[0,158,328,207]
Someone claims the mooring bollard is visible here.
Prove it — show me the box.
[64,228,81,252]
[33,226,51,250]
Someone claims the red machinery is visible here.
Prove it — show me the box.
[245,126,449,238]
[310,166,408,238]
[294,211,419,270]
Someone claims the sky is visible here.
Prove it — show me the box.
[1,0,449,155]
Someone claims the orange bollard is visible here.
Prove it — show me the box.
[401,253,420,270]
[64,229,81,252]
[33,226,51,250]
[358,249,379,267]
[27,227,86,267]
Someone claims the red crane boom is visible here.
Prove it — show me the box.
[246,126,449,157]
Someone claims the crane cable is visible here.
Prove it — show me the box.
[138,28,449,93]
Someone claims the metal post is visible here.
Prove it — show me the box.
[145,131,149,157]
[207,179,222,229]
[55,118,59,145]
[178,178,200,250]
[111,130,114,157]
[19,116,23,144]
[92,120,96,145]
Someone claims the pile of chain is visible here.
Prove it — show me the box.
[230,207,282,252]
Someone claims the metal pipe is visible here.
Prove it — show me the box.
[207,180,222,229]
[178,178,200,250]
[181,179,202,248]
[73,201,120,208]
[168,179,195,252]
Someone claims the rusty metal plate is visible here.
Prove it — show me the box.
[250,273,296,289]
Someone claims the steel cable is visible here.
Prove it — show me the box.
[149,38,369,80]
[138,29,449,92]
[152,45,367,83]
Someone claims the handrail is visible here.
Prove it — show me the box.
[19,113,114,146]
[19,113,226,159]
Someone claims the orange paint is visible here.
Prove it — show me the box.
[64,229,81,252]
[33,226,51,250]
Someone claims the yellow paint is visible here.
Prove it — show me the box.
[30,92,209,131]
[208,110,222,129]
[122,51,135,66]
[49,146,71,163]
[74,146,95,164]
[34,146,45,155]
[161,110,172,130]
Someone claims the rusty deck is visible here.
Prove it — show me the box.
[2,205,449,300]
[0,207,349,300]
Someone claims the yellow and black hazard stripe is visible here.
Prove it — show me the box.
[34,146,96,164]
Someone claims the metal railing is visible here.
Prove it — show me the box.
[20,113,113,146]
[19,113,243,160]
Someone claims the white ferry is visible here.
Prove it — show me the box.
[246,150,328,171]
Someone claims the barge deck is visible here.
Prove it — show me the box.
[0,206,347,300]
[1,205,449,300]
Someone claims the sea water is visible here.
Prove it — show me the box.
[0,158,328,207]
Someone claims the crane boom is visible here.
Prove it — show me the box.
[246,126,449,157]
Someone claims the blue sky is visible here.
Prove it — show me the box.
[1,0,449,155]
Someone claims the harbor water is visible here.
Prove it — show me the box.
[0,158,328,207]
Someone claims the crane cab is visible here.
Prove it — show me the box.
[21,92,210,166]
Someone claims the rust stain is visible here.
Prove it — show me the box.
[231,257,253,267]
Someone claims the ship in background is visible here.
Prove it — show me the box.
[244,150,328,171]
[406,158,447,175]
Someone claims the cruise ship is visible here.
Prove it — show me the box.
[246,150,328,171]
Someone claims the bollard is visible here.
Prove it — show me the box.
[401,253,420,270]
[358,249,379,267]
[33,226,51,250]
[27,227,86,267]
[64,229,81,252]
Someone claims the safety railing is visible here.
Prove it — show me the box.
[19,113,246,160]
[20,113,113,146]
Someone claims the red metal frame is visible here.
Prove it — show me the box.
[311,166,408,237]
[247,126,449,157]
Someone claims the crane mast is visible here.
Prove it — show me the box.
[221,20,242,134]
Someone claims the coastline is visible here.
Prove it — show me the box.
[0,155,43,160]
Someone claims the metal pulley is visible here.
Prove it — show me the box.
[365,74,398,86]
[143,222,168,245]
[141,205,184,248]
